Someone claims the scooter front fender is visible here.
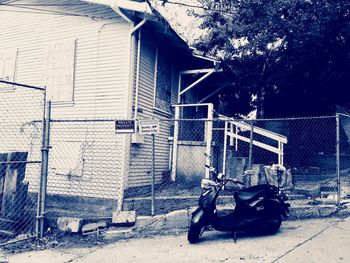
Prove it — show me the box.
[190,207,207,227]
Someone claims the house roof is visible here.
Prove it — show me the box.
[85,0,214,67]
[84,1,187,47]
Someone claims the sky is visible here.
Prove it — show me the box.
[84,0,203,45]
[148,0,204,44]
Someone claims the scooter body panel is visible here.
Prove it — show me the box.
[188,176,290,243]
[193,185,288,232]
[209,195,285,232]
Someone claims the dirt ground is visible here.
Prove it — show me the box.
[6,217,350,263]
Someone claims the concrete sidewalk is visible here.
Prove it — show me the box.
[5,217,350,263]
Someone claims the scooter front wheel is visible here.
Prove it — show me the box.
[187,223,205,243]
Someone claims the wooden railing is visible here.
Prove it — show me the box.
[222,117,288,170]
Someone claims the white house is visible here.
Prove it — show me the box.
[0,0,223,215]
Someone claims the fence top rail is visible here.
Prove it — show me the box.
[218,115,336,122]
[157,115,336,122]
[44,116,339,123]
[49,118,116,123]
[337,113,350,118]
[0,80,45,91]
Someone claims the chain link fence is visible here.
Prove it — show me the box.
[1,81,349,242]
[2,82,349,239]
[124,115,350,215]
[0,81,45,242]
[44,118,127,223]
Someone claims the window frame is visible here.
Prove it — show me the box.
[44,39,76,106]
[0,47,18,92]
[153,47,173,116]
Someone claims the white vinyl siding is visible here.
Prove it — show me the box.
[0,0,132,199]
[0,0,131,118]
[128,28,180,188]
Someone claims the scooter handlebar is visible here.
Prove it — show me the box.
[225,178,244,186]
[205,165,216,173]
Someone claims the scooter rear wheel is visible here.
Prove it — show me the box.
[187,224,205,243]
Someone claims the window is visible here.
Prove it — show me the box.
[0,48,17,87]
[44,39,76,104]
[154,48,172,114]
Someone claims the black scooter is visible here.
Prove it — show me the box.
[188,162,290,243]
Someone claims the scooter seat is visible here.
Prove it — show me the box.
[235,184,271,202]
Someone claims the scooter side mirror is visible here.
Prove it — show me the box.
[217,173,224,181]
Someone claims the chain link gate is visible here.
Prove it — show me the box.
[0,80,46,243]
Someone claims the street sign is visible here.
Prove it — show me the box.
[138,119,159,135]
[115,120,135,134]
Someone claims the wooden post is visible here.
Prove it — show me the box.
[235,126,238,152]
[229,123,234,146]
[223,121,228,176]
[248,124,254,169]
[278,141,284,166]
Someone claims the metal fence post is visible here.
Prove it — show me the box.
[336,113,341,206]
[151,133,155,216]
[36,100,51,238]
[205,104,213,179]
[171,106,180,181]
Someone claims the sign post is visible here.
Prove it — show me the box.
[114,119,135,220]
[138,119,159,216]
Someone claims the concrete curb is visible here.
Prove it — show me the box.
[103,203,350,240]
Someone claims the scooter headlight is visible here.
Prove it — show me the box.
[201,179,217,190]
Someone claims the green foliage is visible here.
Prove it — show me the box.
[193,0,350,117]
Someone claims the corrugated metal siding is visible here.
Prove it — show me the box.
[0,0,132,198]
[128,28,179,188]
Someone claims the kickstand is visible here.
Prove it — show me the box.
[233,231,237,243]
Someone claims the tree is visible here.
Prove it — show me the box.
[190,0,350,118]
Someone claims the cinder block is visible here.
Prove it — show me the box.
[57,217,83,233]
[81,221,107,236]
[337,204,350,217]
[112,210,136,226]
[104,227,133,239]
[289,206,319,219]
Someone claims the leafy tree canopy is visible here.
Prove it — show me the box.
[189,0,350,118]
